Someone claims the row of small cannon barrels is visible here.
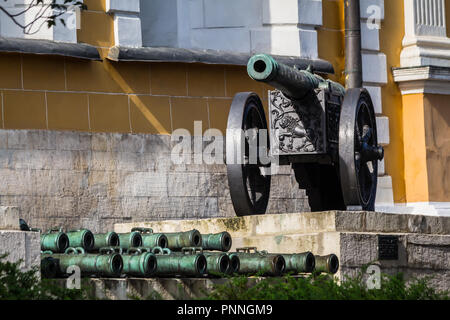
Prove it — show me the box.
[41,246,339,279]
[40,228,230,253]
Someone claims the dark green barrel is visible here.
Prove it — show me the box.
[42,248,123,277]
[314,254,339,274]
[41,256,58,278]
[41,230,69,253]
[66,229,95,251]
[203,252,230,275]
[247,53,345,100]
[201,232,232,252]
[131,227,168,248]
[163,229,202,250]
[153,251,207,277]
[122,249,157,277]
[227,253,241,274]
[92,232,120,251]
[282,252,315,274]
[117,231,143,249]
[232,248,285,276]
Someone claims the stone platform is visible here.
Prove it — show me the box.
[115,211,450,292]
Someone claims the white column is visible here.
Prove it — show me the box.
[401,0,450,67]
[107,0,142,47]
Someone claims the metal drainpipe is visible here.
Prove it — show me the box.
[344,0,363,89]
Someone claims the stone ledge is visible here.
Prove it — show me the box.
[114,211,450,236]
[0,206,20,230]
[0,230,40,272]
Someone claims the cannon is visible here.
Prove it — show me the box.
[227,54,384,215]
[281,251,316,274]
[41,229,69,253]
[201,231,232,252]
[231,247,285,276]
[131,227,168,248]
[66,229,95,252]
[92,232,120,251]
[117,231,143,249]
[41,247,123,278]
[152,247,207,277]
[314,254,339,274]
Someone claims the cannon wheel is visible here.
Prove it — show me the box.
[339,88,382,211]
[226,92,271,216]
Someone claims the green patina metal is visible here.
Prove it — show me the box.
[40,256,58,278]
[227,253,241,274]
[314,254,340,274]
[92,232,120,251]
[66,229,95,251]
[203,252,230,275]
[131,227,169,249]
[162,229,202,250]
[41,247,123,277]
[281,252,316,274]
[40,229,69,253]
[230,247,285,276]
[153,247,207,277]
[201,231,232,252]
[121,248,157,277]
[247,53,345,100]
[117,231,143,249]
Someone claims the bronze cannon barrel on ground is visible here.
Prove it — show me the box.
[66,229,95,252]
[231,247,285,276]
[92,232,120,251]
[314,254,339,274]
[41,229,69,253]
[41,247,123,278]
[203,251,230,275]
[131,227,168,248]
[201,231,232,252]
[281,252,316,274]
[152,247,207,277]
[247,53,345,100]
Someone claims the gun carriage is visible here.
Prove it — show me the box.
[226,54,384,216]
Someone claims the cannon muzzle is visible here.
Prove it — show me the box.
[66,229,95,251]
[203,252,230,276]
[314,254,339,274]
[247,54,345,100]
[121,248,157,277]
[131,228,169,249]
[41,229,69,253]
[163,229,202,250]
[42,247,123,277]
[153,247,207,277]
[233,247,285,276]
[117,231,143,249]
[93,232,120,251]
[282,252,315,274]
[202,231,232,252]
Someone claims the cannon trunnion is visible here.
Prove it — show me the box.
[226,54,384,216]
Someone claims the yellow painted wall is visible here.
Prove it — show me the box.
[379,0,407,203]
[424,94,450,202]
[0,1,271,136]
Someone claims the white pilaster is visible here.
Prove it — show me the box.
[401,0,450,67]
[107,0,142,47]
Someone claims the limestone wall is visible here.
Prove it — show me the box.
[0,129,309,232]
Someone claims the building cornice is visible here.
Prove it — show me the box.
[393,65,450,95]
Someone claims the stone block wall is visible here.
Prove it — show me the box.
[0,129,309,233]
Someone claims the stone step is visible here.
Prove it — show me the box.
[114,211,450,236]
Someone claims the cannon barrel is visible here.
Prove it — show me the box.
[232,248,285,276]
[92,232,120,251]
[117,231,143,249]
[66,229,95,251]
[203,252,230,275]
[121,248,157,277]
[227,253,241,274]
[163,229,202,250]
[42,247,123,277]
[281,252,315,274]
[131,227,168,248]
[201,231,232,252]
[41,230,69,253]
[153,249,207,277]
[314,254,339,274]
[41,256,58,278]
[247,54,345,100]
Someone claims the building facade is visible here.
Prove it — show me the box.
[0,0,449,232]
